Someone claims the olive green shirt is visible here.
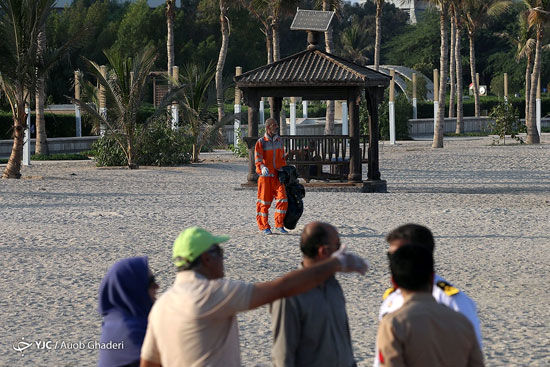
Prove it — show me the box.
[270,275,356,367]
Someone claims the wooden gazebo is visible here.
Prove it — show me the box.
[235,28,390,192]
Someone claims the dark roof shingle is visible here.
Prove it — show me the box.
[235,49,390,88]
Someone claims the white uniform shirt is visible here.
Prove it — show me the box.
[374,274,482,367]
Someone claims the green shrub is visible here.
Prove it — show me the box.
[91,119,193,167]
[488,101,525,145]
[136,120,192,166]
[0,111,94,139]
[416,96,550,119]
[90,133,127,166]
[31,153,90,160]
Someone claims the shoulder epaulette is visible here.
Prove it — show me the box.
[436,281,459,296]
[382,287,396,300]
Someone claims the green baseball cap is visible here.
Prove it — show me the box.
[172,227,229,267]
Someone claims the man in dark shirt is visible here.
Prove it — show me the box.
[270,222,358,367]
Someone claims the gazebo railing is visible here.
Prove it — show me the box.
[280,135,369,182]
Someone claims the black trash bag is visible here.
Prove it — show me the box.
[278,166,305,230]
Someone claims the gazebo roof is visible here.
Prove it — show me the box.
[235,49,390,89]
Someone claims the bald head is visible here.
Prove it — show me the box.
[265,117,278,137]
[300,222,339,259]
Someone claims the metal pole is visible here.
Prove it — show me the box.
[171,66,179,129]
[99,65,107,136]
[433,69,439,135]
[412,72,417,119]
[341,101,348,136]
[536,75,541,136]
[290,97,297,135]
[234,66,242,145]
[389,69,396,145]
[74,71,82,137]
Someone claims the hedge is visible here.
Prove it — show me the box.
[416,96,550,119]
[0,112,94,139]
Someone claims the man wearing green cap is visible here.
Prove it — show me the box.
[140,226,368,367]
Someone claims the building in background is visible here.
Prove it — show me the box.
[355,0,430,24]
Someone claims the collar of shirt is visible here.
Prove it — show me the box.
[264,133,280,142]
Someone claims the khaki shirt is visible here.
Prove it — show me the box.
[140,271,254,367]
[376,293,484,367]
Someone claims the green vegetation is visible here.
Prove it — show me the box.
[31,153,90,160]
[489,101,525,145]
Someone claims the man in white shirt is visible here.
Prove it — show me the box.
[374,224,482,367]
[140,226,368,367]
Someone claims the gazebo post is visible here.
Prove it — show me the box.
[347,89,362,182]
[247,92,260,184]
[365,88,387,188]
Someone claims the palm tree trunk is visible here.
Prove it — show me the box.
[433,5,448,148]
[525,53,532,126]
[35,76,47,155]
[266,24,273,64]
[323,0,335,135]
[455,21,464,134]
[35,24,48,155]
[216,1,229,122]
[449,14,456,119]
[527,25,541,144]
[2,90,26,179]
[374,0,383,71]
[468,32,480,117]
[272,20,280,62]
[166,0,175,78]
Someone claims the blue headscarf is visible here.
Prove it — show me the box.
[98,257,153,367]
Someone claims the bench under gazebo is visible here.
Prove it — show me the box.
[235,10,390,192]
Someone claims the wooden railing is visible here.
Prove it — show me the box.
[280,135,369,182]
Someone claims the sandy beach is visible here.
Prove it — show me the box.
[1,136,549,366]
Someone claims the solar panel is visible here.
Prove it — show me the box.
[290,9,335,32]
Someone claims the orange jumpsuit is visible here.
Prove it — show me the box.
[255,133,288,230]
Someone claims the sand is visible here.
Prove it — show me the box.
[1,136,549,366]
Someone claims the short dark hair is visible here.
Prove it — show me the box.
[390,245,434,291]
[300,223,332,258]
[386,224,435,253]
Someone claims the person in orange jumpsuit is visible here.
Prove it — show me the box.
[255,118,288,235]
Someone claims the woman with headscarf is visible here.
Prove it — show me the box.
[98,257,159,367]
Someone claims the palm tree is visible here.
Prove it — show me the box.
[430,0,450,148]
[449,9,456,119]
[71,47,158,168]
[0,0,57,178]
[452,0,466,133]
[216,0,231,123]
[524,0,549,144]
[340,23,371,66]
[166,0,175,78]
[463,0,512,117]
[496,12,535,125]
[35,24,48,155]
[373,0,385,72]
[170,62,234,162]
